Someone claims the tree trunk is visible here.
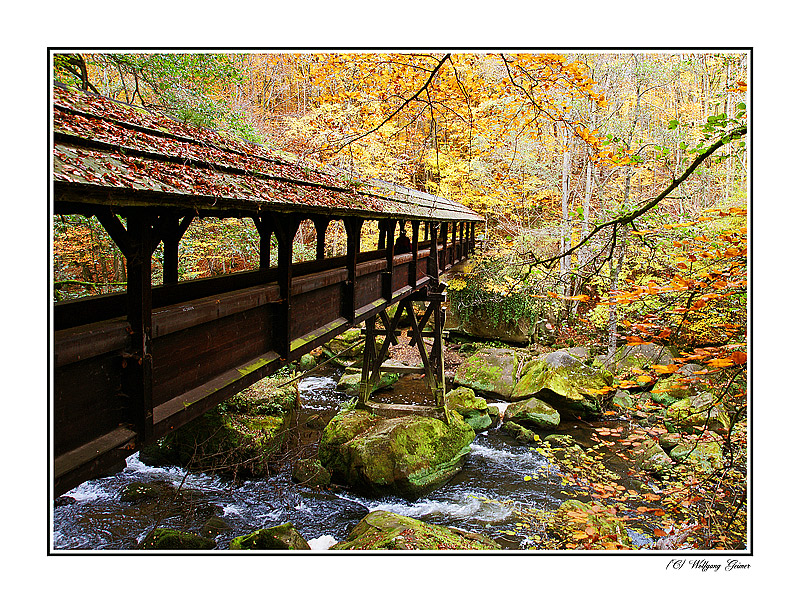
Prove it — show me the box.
[559,119,573,311]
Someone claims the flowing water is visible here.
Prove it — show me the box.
[52,368,656,551]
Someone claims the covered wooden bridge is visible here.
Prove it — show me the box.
[51,84,482,496]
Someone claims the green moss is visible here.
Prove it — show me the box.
[229,523,311,550]
[331,510,500,550]
[318,410,475,497]
[445,387,492,431]
[453,347,520,399]
[504,397,561,429]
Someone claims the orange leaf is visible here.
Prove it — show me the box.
[731,351,747,364]
[653,528,668,538]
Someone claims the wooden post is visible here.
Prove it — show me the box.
[161,214,193,285]
[124,210,154,441]
[274,214,300,360]
[357,315,377,409]
[313,216,330,261]
[470,223,476,254]
[450,221,457,266]
[378,220,386,250]
[343,217,362,323]
[382,218,396,301]
[409,220,419,287]
[253,213,274,270]
[432,300,447,413]
[439,222,448,270]
[428,223,440,284]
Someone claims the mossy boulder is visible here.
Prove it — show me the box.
[502,421,538,444]
[445,387,492,431]
[504,396,561,429]
[445,305,534,345]
[291,458,332,487]
[120,480,178,503]
[511,351,613,416]
[549,500,632,549]
[665,391,730,435]
[331,510,500,550]
[336,367,400,396]
[454,347,527,400]
[629,438,674,476]
[658,432,683,452]
[318,409,475,497]
[229,522,311,550]
[139,528,216,550]
[298,353,317,372]
[139,377,299,477]
[201,516,232,539]
[544,434,578,448]
[595,343,676,376]
[669,439,724,473]
[651,365,706,405]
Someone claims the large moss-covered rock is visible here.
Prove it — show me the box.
[630,438,674,476]
[229,522,311,550]
[511,350,612,416]
[454,347,527,400]
[139,528,216,550]
[331,510,500,550]
[504,396,561,429]
[665,391,730,434]
[318,409,475,497]
[651,365,706,405]
[445,306,534,345]
[291,458,332,487]
[120,480,177,503]
[139,377,299,477]
[445,386,492,431]
[669,439,724,473]
[595,343,676,375]
[549,500,632,549]
[501,421,538,444]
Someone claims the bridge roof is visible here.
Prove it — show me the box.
[52,84,483,223]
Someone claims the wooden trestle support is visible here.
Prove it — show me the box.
[356,284,449,422]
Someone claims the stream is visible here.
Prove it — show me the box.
[52,367,659,551]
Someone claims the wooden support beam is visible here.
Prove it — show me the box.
[357,315,377,409]
[428,223,440,285]
[159,213,193,285]
[343,217,362,323]
[470,222,476,253]
[377,220,386,250]
[95,209,132,257]
[253,213,274,270]
[123,210,154,441]
[378,309,399,345]
[382,218,396,301]
[409,220,419,287]
[451,221,457,265]
[432,301,447,416]
[313,216,331,261]
[273,214,300,360]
